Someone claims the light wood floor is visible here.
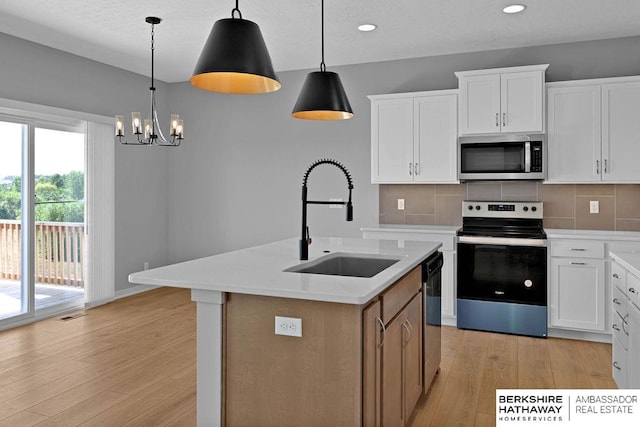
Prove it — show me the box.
[0,287,616,426]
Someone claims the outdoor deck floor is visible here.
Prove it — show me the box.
[0,279,84,319]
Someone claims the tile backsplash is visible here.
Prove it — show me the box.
[379,183,640,231]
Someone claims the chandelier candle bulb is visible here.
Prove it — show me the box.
[144,119,152,140]
[115,115,124,136]
[170,114,179,136]
[177,119,184,139]
[131,112,142,135]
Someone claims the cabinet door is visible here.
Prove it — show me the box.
[403,293,423,420]
[602,81,640,182]
[371,98,414,183]
[382,313,404,427]
[549,258,606,331]
[458,74,501,135]
[363,300,382,427]
[501,71,544,133]
[413,94,458,183]
[612,334,628,389]
[546,85,601,182]
[628,302,640,388]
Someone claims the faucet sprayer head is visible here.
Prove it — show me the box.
[346,201,353,221]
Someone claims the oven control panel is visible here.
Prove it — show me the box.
[462,201,543,219]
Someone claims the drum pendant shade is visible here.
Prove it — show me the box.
[292,71,353,120]
[190,18,281,94]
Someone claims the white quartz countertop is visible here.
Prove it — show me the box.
[546,229,640,241]
[361,225,461,234]
[128,237,441,305]
[610,250,640,277]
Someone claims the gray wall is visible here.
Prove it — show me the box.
[166,35,640,263]
[0,32,171,292]
[4,30,640,290]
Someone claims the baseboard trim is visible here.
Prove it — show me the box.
[114,284,159,300]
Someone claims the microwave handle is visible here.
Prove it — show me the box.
[524,141,531,172]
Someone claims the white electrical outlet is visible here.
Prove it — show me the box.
[143,261,149,270]
[397,198,405,211]
[589,200,599,214]
[275,316,302,337]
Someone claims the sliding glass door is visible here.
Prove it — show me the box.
[0,119,86,323]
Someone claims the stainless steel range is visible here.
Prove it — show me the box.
[456,201,547,337]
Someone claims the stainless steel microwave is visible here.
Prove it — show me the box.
[458,134,546,181]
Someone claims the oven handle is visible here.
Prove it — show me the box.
[458,235,547,247]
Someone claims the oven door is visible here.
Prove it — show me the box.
[457,236,547,306]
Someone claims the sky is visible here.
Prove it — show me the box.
[0,121,84,178]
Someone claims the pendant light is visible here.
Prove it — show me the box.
[190,0,281,94]
[115,17,184,146]
[292,0,353,120]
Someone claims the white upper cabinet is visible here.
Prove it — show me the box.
[370,90,458,184]
[370,97,414,182]
[547,77,640,183]
[602,81,640,182]
[456,64,548,135]
[547,84,601,182]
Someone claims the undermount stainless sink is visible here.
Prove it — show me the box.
[284,252,402,278]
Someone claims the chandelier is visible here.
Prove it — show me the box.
[115,17,184,146]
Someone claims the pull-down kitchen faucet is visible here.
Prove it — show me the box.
[300,159,353,260]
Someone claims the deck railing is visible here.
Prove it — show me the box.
[0,220,85,288]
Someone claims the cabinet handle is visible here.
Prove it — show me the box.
[596,160,600,175]
[569,262,586,265]
[630,288,638,294]
[604,159,608,174]
[414,163,419,176]
[613,361,622,371]
[402,320,413,344]
[502,112,506,127]
[409,162,412,176]
[376,317,386,349]
[613,324,620,331]
[569,248,587,251]
[613,273,620,279]
[613,298,621,305]
[496,113,499,127]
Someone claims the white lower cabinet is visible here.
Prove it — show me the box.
[549,240,606,332]
[610,258,640,388]
[628,300,640,388]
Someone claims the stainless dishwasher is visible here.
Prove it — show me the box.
[423,251,443,391]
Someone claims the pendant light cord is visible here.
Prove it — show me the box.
[320,0,326,72]
[232,0,242,19]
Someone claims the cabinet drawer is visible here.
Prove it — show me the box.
[612,334,628,389]
[612,312,629,350]
[381,266,421,324]
[627,272,640,310]
[612,262,627,293]
[613,284,629,322]
[550,240,605,258]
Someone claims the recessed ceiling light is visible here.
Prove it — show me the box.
[358,23,377,32]
[503,4,526,14]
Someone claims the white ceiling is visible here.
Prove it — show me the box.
[1,0,640,83]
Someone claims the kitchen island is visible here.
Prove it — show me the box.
[129,237,441,427]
